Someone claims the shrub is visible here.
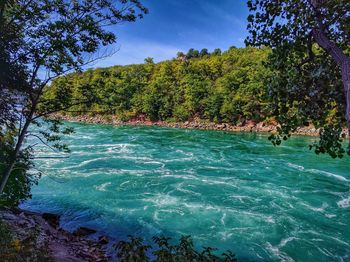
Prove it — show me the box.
[115,235,237,262]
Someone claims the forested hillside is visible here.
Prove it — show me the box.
[45,47,271,124]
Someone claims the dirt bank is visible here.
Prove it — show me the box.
[51,114,330,137]
[0,208,109,262]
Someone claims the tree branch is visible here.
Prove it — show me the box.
[35,99,95,120]
[25,133,59,153]
[296,33,315,70]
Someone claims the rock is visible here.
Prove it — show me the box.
[246,120,257,128]
[73,227,97,237]
[1,212,19,221]
[42,213,60,228]
[98,236,109,245]
[237,120,246,127]
[217,123,227,129]
[256,122,265,129]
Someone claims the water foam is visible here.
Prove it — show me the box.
[24,124,350,261]
[95,182,112,192]
[337,195,350,208]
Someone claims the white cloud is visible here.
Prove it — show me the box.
[193,0,246,27]
[94,39,183,68]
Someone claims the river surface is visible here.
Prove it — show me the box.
[21,123,350,261]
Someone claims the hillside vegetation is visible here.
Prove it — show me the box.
[45,47,272,124]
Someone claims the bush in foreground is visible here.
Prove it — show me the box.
[115,235,237,262]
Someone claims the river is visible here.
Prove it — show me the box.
[21,123,350,261]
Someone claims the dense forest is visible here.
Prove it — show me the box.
[45,47,271,124]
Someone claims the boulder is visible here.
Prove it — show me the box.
[98,236,109,245]
[246,120,257,128]
[42,213,60,228]
[217,123,227,129]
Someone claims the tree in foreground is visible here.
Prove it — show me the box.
[0,0,147,202]
[246,0,350,158]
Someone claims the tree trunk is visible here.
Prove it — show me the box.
[342,62,350,137]
[0,0,6,21]
[312,28,350,154]
[0,110,34,194]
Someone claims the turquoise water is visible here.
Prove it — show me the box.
[22,123,350,261]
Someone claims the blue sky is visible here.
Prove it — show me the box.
[95,0,249,68]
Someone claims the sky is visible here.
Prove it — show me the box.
[94,0,249,68]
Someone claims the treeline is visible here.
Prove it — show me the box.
[45,47,271,124]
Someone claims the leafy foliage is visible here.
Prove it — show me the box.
[246,0,350,158]
[115,236,151,262]
[310,125,346,158]
[115,235,237,262]
[0,130,40,206]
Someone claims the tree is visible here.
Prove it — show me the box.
[187,48,200,59]
[144,57,154,64]
[176,52,186,59]
[0,0,29,129]
[246,0,350,158]
[212,48,222,56]
[199,48,209,57]
[0,0,147,197]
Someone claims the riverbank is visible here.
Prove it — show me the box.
[51,114,330,137]
[0,208,109,261]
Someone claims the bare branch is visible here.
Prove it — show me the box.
[25,133,59,153]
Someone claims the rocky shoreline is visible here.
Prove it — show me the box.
[51,114,326,137]
[0,208,110,261]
